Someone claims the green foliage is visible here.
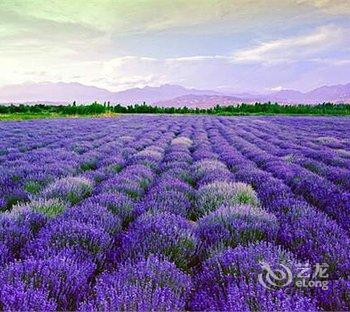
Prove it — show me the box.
[109,163,123,173]
[0,101,349,119]
[30,199,67,218]
[24,181,43,194]
[80,160,97,172]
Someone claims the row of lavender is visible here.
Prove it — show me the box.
[0,116,349,311]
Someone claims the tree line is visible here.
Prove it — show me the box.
[0,101,349,116]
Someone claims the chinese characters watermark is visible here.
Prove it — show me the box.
[258,261,329,290]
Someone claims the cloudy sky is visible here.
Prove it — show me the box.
[0,0,349,93]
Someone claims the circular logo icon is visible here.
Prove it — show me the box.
[258,261,293,289]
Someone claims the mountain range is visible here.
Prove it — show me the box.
[1,82,350,107]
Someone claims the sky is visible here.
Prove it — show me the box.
[0,0,350,93]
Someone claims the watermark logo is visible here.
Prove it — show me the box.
[258,262,329,290]
[258,261,293,289]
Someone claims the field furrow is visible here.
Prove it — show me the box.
[0,116,349,311]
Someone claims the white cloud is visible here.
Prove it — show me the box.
[232,25,346,64]
[1,47,349,94]
[0,1,349,93]
[1,0,305,35]
[332,59,350,65]
[298,0,350,15]
[166,55,230,63]
[269,86,284,91]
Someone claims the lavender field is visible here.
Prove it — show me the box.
[0,115,349,311]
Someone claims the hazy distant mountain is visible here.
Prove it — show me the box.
[304,83,350,103]
[0,82,113,103]
[264,83,350,104]
[152,84,350,107]
[0,82,221,104]
[114,84,221,104]
[0,81,349,106]
[155,94,249,108]
[266,90,305,103]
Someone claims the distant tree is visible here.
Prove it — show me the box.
[0,102,349,117]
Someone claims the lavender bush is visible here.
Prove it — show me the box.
[195,204,279,258]
[1,115,349,311]
[189,242,318,310]
[195,181,260,219]
[12,198,68,218]
[119,212,197,271]
[81,256,191,311]
[1,250,95,310]
[42,176,93,204]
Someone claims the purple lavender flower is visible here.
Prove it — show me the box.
[160,160,191,172]
[193,159,229,180]
[1,115,350,309]
[80,255,191,311]
[190,280,318,311]
[160,167,193,184]
[171,136,193,147]
[100,164,154,198]
[0,197,6,211]
[195,181,260,219]
[0,183,29,212]
[197,169,235,187]
[79,152,99,171]
[0,280,57,311]
[0,242,11,267]
[97,155,125,170]
[119,212,197,271]
[12,198,68,218]
[164,151,193,163]
[0,211,46,259]
[6,207,47,235]
[313,279,350,311]
[153,177,193,198]
[190,242,317,310]
[276,200,350,277]
[63,203,122,235]
[121,164,155,186]
[1,250,96,310]
[130,148,163,168]
[42,176,93,204]
[195,204,279,258]
[192,149,218,161]
[193,242,299,289]
[138,190,192,217]
[24,219,113,264]
[82,192,135,226]
[99,177,144,199]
